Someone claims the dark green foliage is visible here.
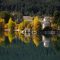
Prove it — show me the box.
[0,11,11,23]
[0,0,60,16]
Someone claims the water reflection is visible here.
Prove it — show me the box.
[42,35,51,48]
[0,30,60,49]
[0,30,41,47]
[0,16,60,55]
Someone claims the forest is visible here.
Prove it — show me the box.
[0,0,60,16]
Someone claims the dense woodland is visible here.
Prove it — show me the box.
[0,0,60,25]
[0,0,60,52]
[0,0,60,16]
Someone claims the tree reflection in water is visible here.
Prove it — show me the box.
[0,30,60,52]
[0,16,60,55]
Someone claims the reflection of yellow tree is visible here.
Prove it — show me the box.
[18,32,30,44]
[51,35,60,51]
[0,35,4,44]
[0,18,7,45]
[0,31,5,46]
[0,18,5,44]
[4,31,8,37]
[51,35,58,48]
[18,19,31,44]
[51,35,57,42]
[8,32,15,43]
[32,34,41,47]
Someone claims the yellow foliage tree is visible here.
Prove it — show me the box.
[8,18,16,31]
[0,18,4,22]
[31,16,41,31]
[18,19,29,30]
[0,18,5,29]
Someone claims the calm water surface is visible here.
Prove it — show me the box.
[0,31,60,60]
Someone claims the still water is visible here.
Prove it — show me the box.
[0,30,60,60]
